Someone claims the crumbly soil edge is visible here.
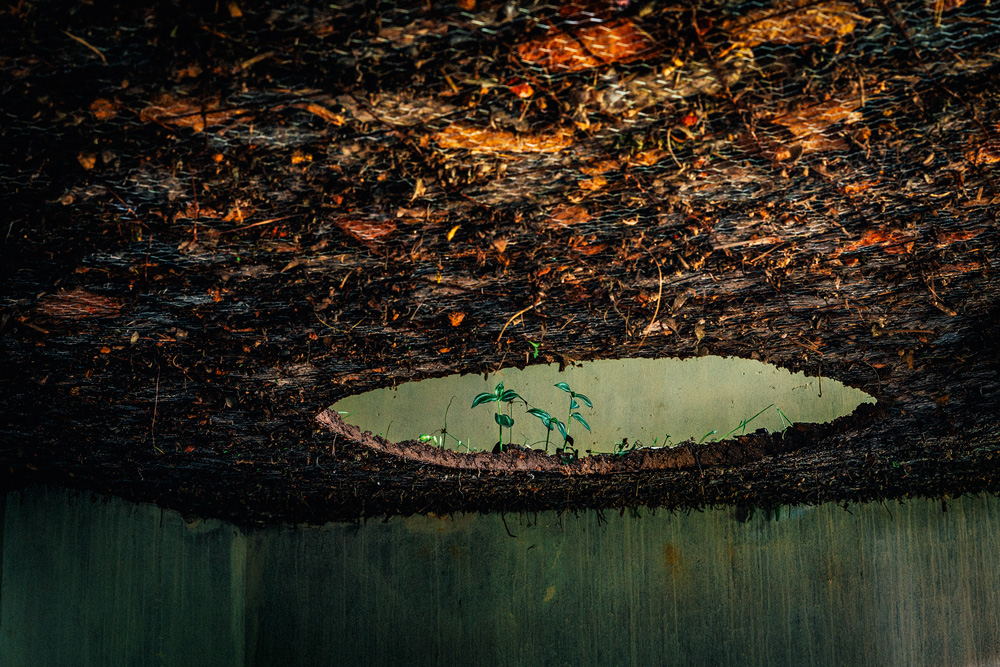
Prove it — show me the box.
[314,404,880,475]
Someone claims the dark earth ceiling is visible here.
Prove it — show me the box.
[1,0,999,525]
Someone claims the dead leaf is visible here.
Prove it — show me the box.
[336,218,397,243]
[139,94,247,132]
[935,229,983,247]
[89,98,118,121]
[510,82,534,99]
[516,19,660,72]
[411,178,426,200]
[725,1,864,47]
[37,288,123,320]
[578,175,607,191]
[432,124,575,153]
[300,103,346,125]
[550,204,591,228]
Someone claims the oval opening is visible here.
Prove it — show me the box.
[332,357,874,456]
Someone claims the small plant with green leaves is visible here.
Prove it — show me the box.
[471,381,522,451]
[554,382,591,439]
[525,408,565,453]
[613,438,638,455]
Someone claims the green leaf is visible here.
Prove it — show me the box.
[554,382,572,393]
[571,413,591,431]
[554,419,567,440]
[499,389,521,403]
[495,413,514,428]
[527,408,551,421]
[574,393,593,408]
[494,381,504,396]
[472,392,498,408]
[571,398,579,410]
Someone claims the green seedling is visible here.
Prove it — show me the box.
[721,403,793,440]
[698,429,717,444]
[554,381,592,445]
[472,381,522,451]
[528,341,541,358]
[526,408,565,453]
[776,407,792,430]
[419,397,467,449]
[613,437,641,455]
[420,433,477,452]
[651,434,672,448]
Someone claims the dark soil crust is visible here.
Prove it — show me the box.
[315,404,881,475]
[2,0,1000,525]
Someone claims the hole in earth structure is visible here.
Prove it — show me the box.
[331,357,874,455]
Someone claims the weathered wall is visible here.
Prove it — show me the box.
[3,487,1000,666]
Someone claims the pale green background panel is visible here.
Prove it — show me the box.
[3,488,1000,666]
[0,487,246,667]
[331,357,874,453]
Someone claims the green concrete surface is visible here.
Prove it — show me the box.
[2,487,997,666]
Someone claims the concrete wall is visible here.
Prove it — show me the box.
[2,487,998,666]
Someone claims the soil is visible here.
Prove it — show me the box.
[2,0,999,526]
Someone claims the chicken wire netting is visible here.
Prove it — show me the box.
[3,0,999,347]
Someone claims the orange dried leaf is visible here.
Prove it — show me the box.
[842,180,880,195]
[336,218,397,243]
[578,159,620,175]
[834,228,916,256]
[966,142,1000,165]
[550,204,591,228]
[935,229,983,247]
[509,82,534,98]
[578,175,607,191]
[37,288,123,320]
[432,124,574,154]
[77,153,97,170]
[516,19,659,72]
[89,98,118,121]
[139,94,246,132]
[726,1,863,47]
[301,103,346,125]
[448,312,466,326]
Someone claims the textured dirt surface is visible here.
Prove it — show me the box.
[2,0,999,525]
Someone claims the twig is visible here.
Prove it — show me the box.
[215,215,296,234]
[63,30,107,64]
[638,249,663,348]
[151,368,162,453]
[497,300,540,343]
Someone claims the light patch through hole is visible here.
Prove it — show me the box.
[332,357,874,455]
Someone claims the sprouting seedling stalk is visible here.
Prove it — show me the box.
[698,429,717,444]
[776,407,792,430]
[526,408,564,453]
[440,397,456,446]
[722,403,776,440]
[554,382,592,445]
[471,381,522,451]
